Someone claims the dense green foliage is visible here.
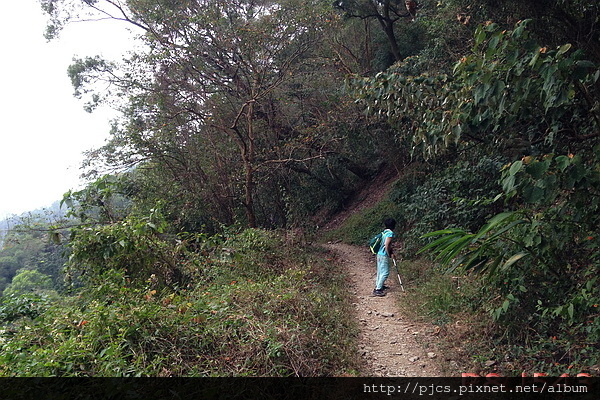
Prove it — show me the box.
[354,19,599,157]
[326,156,506,254]
[1,227,358,376]
[0,215,67,295]
[0,0,594,376]
[339,7,599,374]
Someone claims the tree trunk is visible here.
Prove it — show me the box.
[244,101,257,228]
[379,18,402,62]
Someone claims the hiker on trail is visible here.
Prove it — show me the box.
[373,218,396,297]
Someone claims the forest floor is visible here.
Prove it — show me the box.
[326,242,445,377]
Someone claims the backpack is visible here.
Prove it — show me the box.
[369,232,383,254]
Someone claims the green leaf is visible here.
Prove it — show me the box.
[502,251,529,270]
[486,256,503,276]
[486,219,527,241]
[420,228,466,239]
[418,231,466,254]
[474,27,487,48]
[529,51,540,68]
[554,305,564,317]
[460,250,489,272]
[474,85,486,104]
[525,160,549,178]
[567,303,574,320]
[556,43,572,56]
[509,160,523,176]
[473,212,517,241]
[437,234,477,265]
[555,155,571,171]
[511,20,530,39]
[502,175,516,194]
[523,186,545,203]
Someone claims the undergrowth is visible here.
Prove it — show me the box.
[0,229,359,376]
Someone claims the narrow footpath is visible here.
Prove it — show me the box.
[326,242,444,377]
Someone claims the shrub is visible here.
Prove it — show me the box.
[0,229,359,377]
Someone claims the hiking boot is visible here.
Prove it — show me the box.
[381,285,390,291]
[372,289,386,297]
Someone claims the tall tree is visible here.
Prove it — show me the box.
[41,0,338,228]
[333,0,415,62]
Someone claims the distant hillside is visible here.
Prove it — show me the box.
[0,200,67,248]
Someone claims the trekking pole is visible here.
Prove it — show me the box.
[392,257,405,292]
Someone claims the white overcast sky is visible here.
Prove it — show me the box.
[0,0,137,219]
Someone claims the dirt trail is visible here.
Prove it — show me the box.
[326,242,444,377]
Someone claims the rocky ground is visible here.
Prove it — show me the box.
[326,242,446,377]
